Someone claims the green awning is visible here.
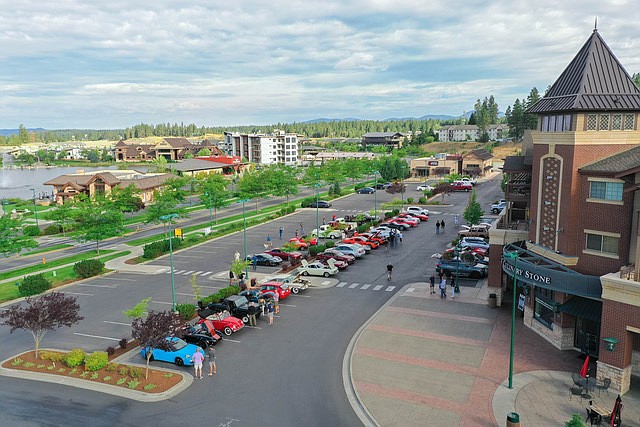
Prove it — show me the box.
[558,297,602,322]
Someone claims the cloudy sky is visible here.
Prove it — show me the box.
[1,0,639,129]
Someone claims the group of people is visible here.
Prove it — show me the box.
[191,345,216,379]
[435,220,446,234]
[429,272,456,299]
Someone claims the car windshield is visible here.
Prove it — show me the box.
[170,338,188,350]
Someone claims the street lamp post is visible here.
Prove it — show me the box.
[504,249,519,389]
[313,183,320,241]
[159,213,179,312]
[401,165,406,210]
[373,171,378,217]
[30,188,39,227]
[237,199,250,277]
[454,241,461,294]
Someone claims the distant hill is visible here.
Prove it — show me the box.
[0,128,45,136]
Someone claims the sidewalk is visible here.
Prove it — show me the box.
[348,279,640,426]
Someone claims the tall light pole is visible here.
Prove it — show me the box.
[313,183,320,241]
[373,171,378,217]
[30,188,39,227]
[454,241,461,294]
[237,199,250,277]
[401,165,406,210]
[159,213,179,312]
[504,249,519,389]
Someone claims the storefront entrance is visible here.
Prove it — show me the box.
[575,316,600,357]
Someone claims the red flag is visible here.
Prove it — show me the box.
[580,355,590,378]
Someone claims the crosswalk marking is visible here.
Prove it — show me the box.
[184,270,194,275]
[194,271,203,276]
[173,270,185,275]
[348,283,359,289]
[385,286,395,292]
[373,285,383,291]
[202,271,213,276]
[361,284,371,290]
[321,280,331,285]
[406,288,415,293]
[337,282,347,288]
[215,272,226,277]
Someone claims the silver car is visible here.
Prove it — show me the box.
[334,244,366,257]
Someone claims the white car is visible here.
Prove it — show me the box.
[417,184,435,192]
[334,244,366,257]
[298,259,339,277]
[263,272,310,294]
[406,206,430,216]
[460,237,490,250]
[369,227,392,238]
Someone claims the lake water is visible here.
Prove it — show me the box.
[0,165,121,200]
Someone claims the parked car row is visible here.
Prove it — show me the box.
[435,235,491,280]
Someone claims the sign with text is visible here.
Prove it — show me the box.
[518,294,526,311]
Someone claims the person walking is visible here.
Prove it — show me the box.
[273,289,279,314]
[266,233,272,249]
[451,279,456,298]
[248,300,258,326]
[192,347,204,379]
[295,229,299,238]
[439,277,447,299]
[454,214,460,227]
[229,270,234,286]
[207,345,216,376]
[299,222,304,235]
[332,214,336,221]
[279,226,283,240]
[386,263,394,281]
[436,220,441,234]
[441,220,445,232]
[252,256,257,270]
[267,300,275,325]
[399,231,403,243]
[429,273,436,294]
[322,217,326,225]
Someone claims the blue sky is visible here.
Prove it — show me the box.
[1,0,639,129]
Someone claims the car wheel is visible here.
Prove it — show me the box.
[291,287,300,294]
[198,340,208,349]
[223,327,233,336]
[465,188,470,192]
[174,357,184,366]
[242,315,249,324]
[323,272,330,277]
[470,271,481,279]
[492,209,499,214]
[302,271,309,276]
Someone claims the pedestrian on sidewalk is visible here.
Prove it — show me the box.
[266,233,272,248]
[439,277,447,298]
[279,226,283,240]
[192,347,204,379]
[229,270,235,286]
[386,263,393,281]
[429,273,436,294]
[451,279,456,298]
[454,214,460,227]
[441,220,445,231]
[435,220,441,234]
[299,222,304,235]
[207,346,216,376]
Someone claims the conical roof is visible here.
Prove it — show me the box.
[527,29,640,113]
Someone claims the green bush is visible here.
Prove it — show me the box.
[309,244,326,256]
[64,349,86,368]
[18,273,52,296]
[325,240,335,248]
[43,225,62,235]
[142,237,183,259]
[407,197,414,204]
[84,351,108,371]
[354,183,364,191]
[73,259,105,278]
[129,367,144,378]
[39,351,64,362]
[23,225,41,236]
[393,209,400,215]
[185,234,202,244]
[176,303,196,320]
[300,197,315,208]
[418,196,427,204]
[384,211,394,219]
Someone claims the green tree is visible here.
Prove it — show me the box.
[238,170,269,212]
[18,124,29,145]
[149,156,168,173]
[463,190,484,226]
[0,215,38,256]
[633,73,640,89]
[72,194,126,253]
[111,184,144,215]
[197,174,230,224]
[196,148,211,156]
[47,201,76,236]
[265,164,299,204]
[144,189,189,231]
[123,297,152,319]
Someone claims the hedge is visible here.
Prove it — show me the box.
[176,303,197,320]
[23,225,41,236]
[43,225,62,235]
[142,237,184,259]
[18,273,52,296]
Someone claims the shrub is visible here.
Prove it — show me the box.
[103,376,112,381]
[384,211,394,219]
[18,274,52,297]
[23,225,41,236]
[300,197,315,208]
[37,364,45,369]
[176,303,196,320]
[185,234,202,244]
[23,362,35,368]
[418,196,427,204]
[127,380,140,389]
[40,351,64,363]
[73,259,104,278]
[105,363,118,372]
[119,338,128,349]
[325,240,335,248]
[142,238,183,259]
[106,347,116,356]
[407,197,414,204]
[43,225,62,235]
[144,383,157,391]
[163,373,174,378]
[309,244,326,256]
[129,367,143,379]
[116,378,127,385]
[118,366,129,376]
[354,183,364,191]
[90,372,99,379]
[392,209,400,215]
[84,351,108,371]
[64,349,86,368]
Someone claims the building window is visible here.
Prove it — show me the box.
[624,113,635,130]
[541,114,572,132]
[599,114,610,131]
[589,181,623,201]
[586,114,598,130]
[612,114,622,130]
[586,233,618,255]
[534,288,555,329]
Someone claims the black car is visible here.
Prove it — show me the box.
[246,253,282,266]
[309,200,332,208]
[380,222,407,231]
[374,182,392,189]
[180,325,223,349]
[208,295,261,325]
[356,187,375,194]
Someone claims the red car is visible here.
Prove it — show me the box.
[400,212,428,222]
[259,281,291,300]
[355,232,387,245]
[343,236,379,249]
[316,249,355,264]
[288,237,317,249]
[390,217,418,227]
[197,310,244,336]
[318,258,348,270]
[264,248,303,262]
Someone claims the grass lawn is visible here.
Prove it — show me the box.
[0,250,115,282]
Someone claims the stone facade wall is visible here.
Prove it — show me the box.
[596,361,631,394]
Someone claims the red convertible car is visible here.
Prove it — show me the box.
[345,235,380,249]
[318,258,348,270]
[390,217,418,227]
[197,309,244,336]
[259,281,291,300]
[288,237,317,249]
[316,249,356,264]
[264,248,303,262]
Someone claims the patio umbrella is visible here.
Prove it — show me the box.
[580,355,590,378]
[610,394,622,427]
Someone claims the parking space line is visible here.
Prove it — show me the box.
[201,271,213,276]
[373,285,383,291]
[103,321,130,326]
[337,282,347,288]
[245,326,262,330]
[184,270,195,275]
[73,333,121,341]
[361,284,371,290]
[198,285,220,289]
[77,283,117,288]
[406,288,415,293]
[151,301,173,305]
[293,295,311,298]
[348,283,359,289]
[193,271,203,276]
[223,338,241,343]
[94,277,137,282]
[173,270,185,275]
[175,292,196,297]
[62,292,94,296]
[279,304,296,307]
[214,272,226,277]
[385,286,396,292]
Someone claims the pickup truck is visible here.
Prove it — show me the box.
[450,181,473,192]
[207,295,261,325]
[491,201,508,214]
[311,225,342,239]
[458,224,490,239]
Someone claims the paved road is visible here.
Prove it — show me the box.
[0,176,503,426]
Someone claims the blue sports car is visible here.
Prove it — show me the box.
[140,337,201,366]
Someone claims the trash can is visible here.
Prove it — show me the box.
[488,293,497,308]
[506,412,520,427]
